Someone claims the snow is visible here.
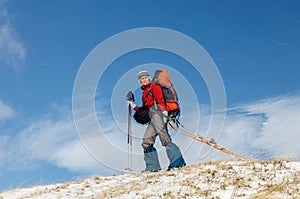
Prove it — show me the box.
[0,160,299,199]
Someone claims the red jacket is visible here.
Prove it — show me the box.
[134,82,166,111]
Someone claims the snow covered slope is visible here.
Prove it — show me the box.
[0,160,299,199]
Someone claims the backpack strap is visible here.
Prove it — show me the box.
[147,84,158,109]
[147,84,154,99]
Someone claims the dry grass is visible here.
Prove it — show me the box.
[1,159,299,199]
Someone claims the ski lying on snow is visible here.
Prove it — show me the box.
[168,122,248,161]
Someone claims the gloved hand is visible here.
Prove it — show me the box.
[128,101,137,109]
[162,111,169,123]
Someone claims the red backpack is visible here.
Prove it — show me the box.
[151,69,180,120]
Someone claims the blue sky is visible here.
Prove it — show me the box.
[0,0,300,191]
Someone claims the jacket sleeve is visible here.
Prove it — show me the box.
[151,84,166,111]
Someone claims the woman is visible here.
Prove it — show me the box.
[130,70,186,172]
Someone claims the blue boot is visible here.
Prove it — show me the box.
[166,142,186,170]
[143,146,161,172]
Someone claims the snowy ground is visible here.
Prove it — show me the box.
[0,159,299,199]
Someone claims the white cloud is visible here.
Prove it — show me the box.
[0,1,26,69]
[185,93,300,162]
[0,99,14,120]
[155,93,299,167]
[0,106,103,174]
[1,93,300,178]
[239,94,300,159]
[19,116,103,172]
[51,139,102,172]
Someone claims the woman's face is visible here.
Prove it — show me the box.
[139,76,151,86]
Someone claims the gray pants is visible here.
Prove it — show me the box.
[142,111,171,149]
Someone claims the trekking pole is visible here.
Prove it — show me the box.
[168,122,248,161]
[125,91,134,172]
